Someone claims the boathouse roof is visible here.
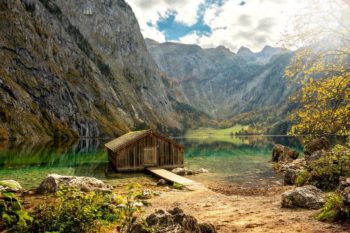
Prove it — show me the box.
[104,129,183,152]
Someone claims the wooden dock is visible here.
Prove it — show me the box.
[146,168,205,190]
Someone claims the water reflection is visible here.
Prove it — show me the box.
[0,135,343,189]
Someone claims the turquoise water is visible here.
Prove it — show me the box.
[0,136,302,189]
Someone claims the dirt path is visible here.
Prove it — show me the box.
[147,185,350,233]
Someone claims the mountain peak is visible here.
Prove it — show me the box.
[237,46,253,55]
[145,38,160,48]
[261,45,274,53]
[215,45,234,55]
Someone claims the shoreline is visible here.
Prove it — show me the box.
[9,172,350,233]
[146,178,350,233]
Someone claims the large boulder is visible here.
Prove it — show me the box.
[272,144,299,162]
[304,138,330,156]
[281,185,325,209]
[305,150,326,165]
[37,174,113,193]
[0,180,23,192]
[131,207,216,233]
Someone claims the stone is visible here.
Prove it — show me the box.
[0,180,23,192]
[339,177,350,191]
[305,150,326,164]
[140,189,153,199]
[172,168,186,176]
[304,138,331,156]
[131,207,216,233]
[186,169,197,175]
[132,201,144,208]
[172,167,209,176]
[284,168,300,185]
[198,168,209,173]
[37,174,113,193]
[272,144,299,162]
[157,179,168,186]
[281,185,325,209]
[278,158,306,173]
[199,223,216,233]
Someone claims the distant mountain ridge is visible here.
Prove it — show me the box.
[145,38,297,119]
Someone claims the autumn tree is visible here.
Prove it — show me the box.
[284,0,350,138]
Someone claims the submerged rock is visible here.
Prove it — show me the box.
[172,167,209,176]
[0,180,23,192]
[172,168,187,176]
[37,174,113,193]
[281,185,325,209]
[131,207,216,233]
[198,168,209,173]
[304,138,330,156]
[272,144,299,162]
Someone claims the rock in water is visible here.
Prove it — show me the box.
[281,185,325,209]
[0,180,23,192]
[131,207,216,233]
[37,174,113,193]
[172,168,186,176]
[198,168,209,173]
[272,144,299,162]
[172,167,209,176]
[304,138,331,156]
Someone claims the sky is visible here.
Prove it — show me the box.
[126,0,348,52]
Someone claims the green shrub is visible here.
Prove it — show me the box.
[295,169,311,186]
[173,183,185,190]
[317,192,346,222]
[29,185,151,233]
[116,184,151,233]
[29,187,117,233]
[300,145,350,190]
[0,192,32,232]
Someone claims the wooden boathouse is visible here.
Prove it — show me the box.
[105,129,184,172]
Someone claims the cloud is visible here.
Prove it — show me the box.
[256,18,275,32]
[127,0,348,52]
[237,15,252,26]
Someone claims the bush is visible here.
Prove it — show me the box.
[29,187,117,233]
[295,169,311,186]
[116,184,151,233]
[28,185,151,233]
[297,145,350,190]
[0,192,32,232]
[317,192,347,222]
[0,185,152,233]
[173,183,185,190]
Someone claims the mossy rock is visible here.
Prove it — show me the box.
[0,180,23,192]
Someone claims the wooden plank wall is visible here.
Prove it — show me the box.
[108,133,184,171]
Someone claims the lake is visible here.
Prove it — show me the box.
[0,136,303,189]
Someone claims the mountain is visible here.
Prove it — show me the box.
[0,0,182,141]
[145,38,297,119]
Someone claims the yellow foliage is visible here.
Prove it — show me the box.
[285,2,350,138]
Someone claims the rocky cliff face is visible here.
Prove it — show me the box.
[146,39,297,119]
[0,0,180,140]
